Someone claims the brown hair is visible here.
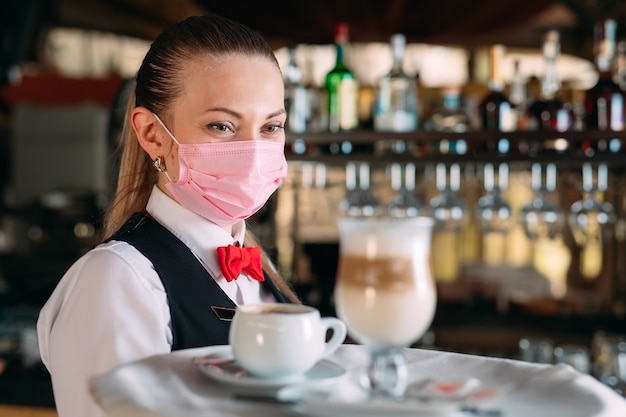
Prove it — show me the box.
[103,14,299,303]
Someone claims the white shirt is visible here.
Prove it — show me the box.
[37,186,276,417]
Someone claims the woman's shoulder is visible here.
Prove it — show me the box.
[37,240,172,376]
[38,240,168,337]
[59,240,165,294]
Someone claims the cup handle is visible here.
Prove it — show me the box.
[320,317,347,357]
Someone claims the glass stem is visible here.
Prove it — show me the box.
[405,163,416,192]
[346,162,357,191]
[390,163,402,191]
[449,163,461,193]
[366,348,408,398]
[359,163,371,190]
[546,163,557,192]
[531,163,542,192]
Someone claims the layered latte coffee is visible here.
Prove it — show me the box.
[335,217,436,351]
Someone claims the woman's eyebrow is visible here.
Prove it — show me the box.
[267,109,287,119]
[206,107,242,118]
[204,107,286,120]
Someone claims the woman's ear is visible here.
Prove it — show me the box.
[131,107,168,159]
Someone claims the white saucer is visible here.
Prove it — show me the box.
[196,345,346,393]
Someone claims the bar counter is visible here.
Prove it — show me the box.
[0,405,57,417]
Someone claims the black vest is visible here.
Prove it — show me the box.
[107,212,291,350]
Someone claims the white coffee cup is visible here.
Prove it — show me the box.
[229,303,347,380]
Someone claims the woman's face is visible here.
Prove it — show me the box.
[158,54,286,184]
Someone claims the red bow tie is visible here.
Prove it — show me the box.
[216,244,265,282]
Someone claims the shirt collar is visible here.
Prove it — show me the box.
[145,186,246,279]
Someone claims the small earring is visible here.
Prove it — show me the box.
[153,156,166,172]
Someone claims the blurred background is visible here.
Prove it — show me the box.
[2,0,626,413]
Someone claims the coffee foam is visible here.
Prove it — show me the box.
[340,233,429,257]
[337,217,433,258]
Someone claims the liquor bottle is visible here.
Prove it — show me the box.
[373,34,418,132]
[584,19,626,131]
[509,59,531,130]
[283,45,307,133]
[425,87,470,133]
[617,40,626,91]
[527,30,575,132]
[303,52,325,133]
[509,60,528,113]
[478,44,515,131]
[325,23,359,133]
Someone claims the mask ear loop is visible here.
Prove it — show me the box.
[151,113,179,182]
[153,113,181,146]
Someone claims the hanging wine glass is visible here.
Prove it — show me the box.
[568,163,617,279]
[299,162,331,226]
[519,163,565,240]
[428,163,466,282]
[387,163,425,218]
[476,163,513,233]
[428,163,467,232]
[569,163,617,245]
[340,162,381,217]
[301,161,327,190]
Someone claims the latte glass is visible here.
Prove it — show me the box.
[334,216,435,397]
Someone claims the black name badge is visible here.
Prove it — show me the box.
[211,306,236,322]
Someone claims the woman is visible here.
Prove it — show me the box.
[37,14,299,417]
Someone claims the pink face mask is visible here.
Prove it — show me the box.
[153,115,288,226]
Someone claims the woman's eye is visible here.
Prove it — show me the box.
[265,124,285,134]
[208,123,233,133]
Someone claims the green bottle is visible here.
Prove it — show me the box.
[325,23,359,133]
